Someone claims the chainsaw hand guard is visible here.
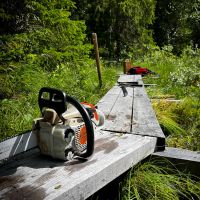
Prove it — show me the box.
[35,87,95,160]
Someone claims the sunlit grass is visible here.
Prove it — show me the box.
[133,46,200,151]
[120,160,200,200]
[0,62,118,140]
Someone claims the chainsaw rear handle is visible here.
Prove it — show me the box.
[38,87,94,158]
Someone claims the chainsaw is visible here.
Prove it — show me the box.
[32,87,105,161]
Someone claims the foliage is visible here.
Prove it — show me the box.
[167,98,200,151]
[133,45,200,151]
[72,0,200,58]
[151,100,186,137]
[0,0,118,139]
[72,0,156,60]
[0,62,117,140]
[121,160,200,200]
[154,0,200,54]
[134,45,200,98]
[170,47,200,95]
[0,0,92,100]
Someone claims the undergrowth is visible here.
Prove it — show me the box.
[0,62,118,140]
[132,45,200,151]
[121,160,200,200]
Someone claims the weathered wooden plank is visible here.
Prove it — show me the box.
[118,75,141,83]
[131,86,165,150]
[0,131,157,200]
[131,87,165,138]
[152,147,200,176]
[97,86,121,112]
[152,147,200,162]
[98,75,165,144]
[116,75,164,139]
[0,132,37,162]
[97,87,133,133]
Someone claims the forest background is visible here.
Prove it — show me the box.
[0,0,200,199]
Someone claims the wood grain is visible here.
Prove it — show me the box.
[0,131,156,200]
[131,86,165,139]
[97,87,133,133]
[118,75,142,83]
[0,132,37,162]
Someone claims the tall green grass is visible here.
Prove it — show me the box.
[167,98,200,151]
[151,100,186,136]
[120,160,200,200]
[134,45,200,98]
[132,45,200,151]
[0,62,118,140]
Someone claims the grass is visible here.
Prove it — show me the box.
[120,160,200,200]
[131,45,200,151]
[0,62,118,140]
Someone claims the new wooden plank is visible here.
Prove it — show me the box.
[0,131,157,200]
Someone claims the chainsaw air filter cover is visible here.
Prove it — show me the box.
[32,87,96,160]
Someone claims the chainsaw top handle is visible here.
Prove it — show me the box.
[38,87,94,158]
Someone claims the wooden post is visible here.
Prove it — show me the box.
[92,33,102,87]
[123,59,132,74]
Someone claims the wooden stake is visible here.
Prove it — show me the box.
[92,33,102,87]
[123,59,132,74]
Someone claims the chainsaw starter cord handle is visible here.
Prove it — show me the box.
[66,95,94,158]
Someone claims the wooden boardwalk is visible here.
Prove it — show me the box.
[0,75,165,200]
